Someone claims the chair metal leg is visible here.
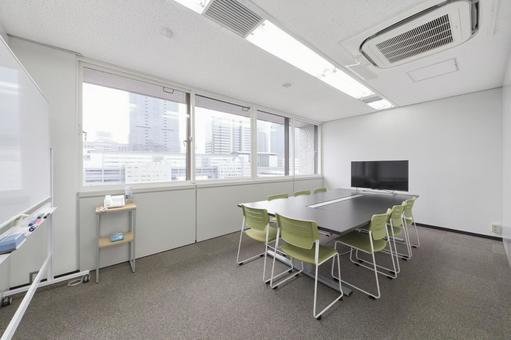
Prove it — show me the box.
[352,246,397,279]
[402,218,413,259]
[264,246,294,284]
[332,234,382,299]
[236,218,268,266]
[407,217,420,248]
[383,218,412,261]
[313,254,343,319]
[355,226,398,278]
[388,223,400,273]
[413,220,420,247]
[270,257,303,289]
[269,230,298,288]
[236,217,246,264]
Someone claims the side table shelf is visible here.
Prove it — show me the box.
[95,203,136,283]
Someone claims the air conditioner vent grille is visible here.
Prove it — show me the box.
[376,15,453,64]
[204,0,263,37]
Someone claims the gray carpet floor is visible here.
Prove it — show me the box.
[0,226,510,339]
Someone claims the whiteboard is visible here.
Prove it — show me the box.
[0,35,50,230]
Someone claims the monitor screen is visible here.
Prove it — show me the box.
[351,160,409,191]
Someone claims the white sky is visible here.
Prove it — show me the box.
[83,83,188,147]
[83,83,130,144]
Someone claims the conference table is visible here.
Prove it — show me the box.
[240,188,415,295]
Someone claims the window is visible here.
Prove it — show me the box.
[257,111,287,176]
[195,95,251,180]
[294,121,318,175]
[82,68,189,186]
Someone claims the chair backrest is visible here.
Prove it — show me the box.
[402,197,416,219]
[313,187,327,194]
[294,190,311,197]
[389,204,404,227]
[276,214,319,250]
[268,193,289,201]
[241,205,269,231]
[369,211,390,241]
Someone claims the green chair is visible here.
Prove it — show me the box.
[267,194,288,227]
[313,187,327,194]
[385,204,412,263]
[267,193,289,201]
[270,214,343,320]
[293,190,311,197]
[236,206,278,281]
[403,197,420,248]
[332,210,396,299]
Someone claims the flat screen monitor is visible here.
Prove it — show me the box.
[351,160,409,191]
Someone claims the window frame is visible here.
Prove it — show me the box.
[78,62,322,191]
[79,63,193,189]
[255,110,289,177]
[194,94,253,181]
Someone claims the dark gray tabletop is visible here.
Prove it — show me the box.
[239,188,415,235]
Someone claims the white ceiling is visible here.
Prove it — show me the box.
[0,0,510,122]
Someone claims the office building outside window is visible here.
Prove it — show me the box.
[257,111,287,176]
[82,68,189,186]
[195,95,251,180]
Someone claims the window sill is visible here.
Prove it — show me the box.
[78,175,323,198]
[78,181,196,198]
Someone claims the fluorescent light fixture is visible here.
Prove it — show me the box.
[173,0,211,14]
[321,68,374,99]
[247,20,374,99]
[367,98,394,110]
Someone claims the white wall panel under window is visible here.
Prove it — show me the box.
[78,188,196,270]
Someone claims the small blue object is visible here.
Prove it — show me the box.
[110,232,124,242]
[0,233,26,254]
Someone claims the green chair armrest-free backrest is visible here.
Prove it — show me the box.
[313,187,327,194]
[402,197,417,219]
[276,214,319,249]
[294,190,311,197]
[241,205,269,232]
[389,204,405,228]
[268,193,289,201]
[370,211,391,241]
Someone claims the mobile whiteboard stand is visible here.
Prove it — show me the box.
[0,201,90,340]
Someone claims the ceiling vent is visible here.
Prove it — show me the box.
[203,0,263,37]
[360,0,478,68]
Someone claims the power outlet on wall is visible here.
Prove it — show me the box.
[491,223,503,236]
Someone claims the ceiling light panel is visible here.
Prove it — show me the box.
[173,0,212,14]
[246,20,374,99]
[368,98,394,110]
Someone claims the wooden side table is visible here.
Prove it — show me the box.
[95,203,136,283]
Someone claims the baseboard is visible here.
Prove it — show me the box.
[416,223,502,241]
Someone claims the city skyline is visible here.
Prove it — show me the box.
[82,82,314,185]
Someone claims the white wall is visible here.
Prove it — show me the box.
[502,54,511,264]
[323,89,502,236]
[8,37,323,279]
[78,177,323,270]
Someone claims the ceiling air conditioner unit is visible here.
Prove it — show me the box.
[360,0,478,68]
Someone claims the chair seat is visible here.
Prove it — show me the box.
[279,242,336,265]
[337,231,387,253]
[245,226,277,242]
